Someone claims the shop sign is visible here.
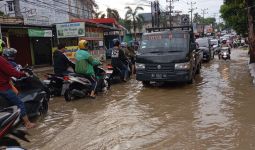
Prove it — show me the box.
[28,29,52,37]
[56,22,85,38]
[24,17,50,26]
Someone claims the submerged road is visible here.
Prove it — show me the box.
[24,48,255,150]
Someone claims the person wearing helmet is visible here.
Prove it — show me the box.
[2,48,18,68]
[75,39,100,98]
[53,43,75,75]
[111,39,129,81]
[0,55,36,129]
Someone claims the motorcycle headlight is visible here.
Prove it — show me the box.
[223,52,227,55]
[175,62,191,70]
[135,63,145,69]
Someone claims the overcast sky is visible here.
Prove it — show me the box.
[96,0,223,22]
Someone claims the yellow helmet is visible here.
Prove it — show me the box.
[78,40,88,49]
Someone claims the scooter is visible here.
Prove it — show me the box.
[63,66,110,101]
[0,106,30,148]
[0,66,49,118]
[219,47,231,60]
[43,74,65,96]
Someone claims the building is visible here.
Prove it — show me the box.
[0,0,94,25]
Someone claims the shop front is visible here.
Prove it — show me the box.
[0,24,53,66]
[55,21,110,62]
[28,29,53,65]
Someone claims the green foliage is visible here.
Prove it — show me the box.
[125,6,144,34]
[220,0,247,35]
[106,8,120,21]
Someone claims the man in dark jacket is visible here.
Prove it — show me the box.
[53,44,74,75]
[0,56,36,129]
[111,39,129,81]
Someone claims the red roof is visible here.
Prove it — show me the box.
[71,18,98,24]
[89,18,118,24]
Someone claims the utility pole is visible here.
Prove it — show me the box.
[201,8,208,36]
[187,1,196,25]
[166,0,178,27]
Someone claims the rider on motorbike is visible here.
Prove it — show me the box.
[53,43,75,75]
[0,55,36,129]
[75,40,101,98]
[221,39,231,54]
[111,39,129,81]
[2,48,19,69]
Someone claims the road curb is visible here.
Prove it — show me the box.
[249,63,255,84]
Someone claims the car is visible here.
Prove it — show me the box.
[196,38,214,62]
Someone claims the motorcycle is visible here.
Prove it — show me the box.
[0,66,49,118]
[106,60,132,84]
[63,66,110,101]
[43,74,66,97]
[219,47,231,60]
[0,106,30,148]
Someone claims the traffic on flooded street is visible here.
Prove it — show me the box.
[1,0,255,149]
[20,48,255,150]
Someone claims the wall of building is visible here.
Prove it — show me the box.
[0,0,93,25]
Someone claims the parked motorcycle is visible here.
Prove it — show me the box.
[63,66,110,101]
[218,47,231,60]
[0,66,49,118]
[0,106,30,148]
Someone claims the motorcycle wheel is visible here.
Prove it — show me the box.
[64,89,74,102]
[39,96,48,115]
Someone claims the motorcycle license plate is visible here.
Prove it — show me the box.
[106,70,113,74]
[43,80,50,84]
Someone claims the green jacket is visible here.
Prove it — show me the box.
[75,49,100,76]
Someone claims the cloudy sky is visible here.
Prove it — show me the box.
[96,0,224,22]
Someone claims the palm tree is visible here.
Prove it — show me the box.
[106,8,120,21]
[125,6,144,40]
[94,11,106,19]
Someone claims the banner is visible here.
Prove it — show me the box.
[28,29,52,37]
[56,22,85,38]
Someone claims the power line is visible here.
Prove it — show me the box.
[187,1,196,24]
[166,0,179,27]
[201,8,208,36]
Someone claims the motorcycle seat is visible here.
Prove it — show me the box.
[68,73,88,78]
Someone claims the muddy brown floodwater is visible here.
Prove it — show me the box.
[22,49,255,150]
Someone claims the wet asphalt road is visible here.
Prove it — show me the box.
[23,48,255,150]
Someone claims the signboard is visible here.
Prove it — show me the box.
[24,17,50,26]
[28,29,52,37]
[56,22,85,38]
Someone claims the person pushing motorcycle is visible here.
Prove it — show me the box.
[75,40,100,99]
[111,39,129,81]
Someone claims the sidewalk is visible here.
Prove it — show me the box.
[249,63,255,84]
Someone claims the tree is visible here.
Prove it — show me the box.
[245,0,255,63]
[220,0,247,35]
[221,0,255,63]
[193,13,203,24]
[119,19,132,33]
[93,11,105,19]
[106,8,120,21]
[125,6,144,40]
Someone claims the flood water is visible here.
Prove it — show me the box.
[23,49,255,150]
